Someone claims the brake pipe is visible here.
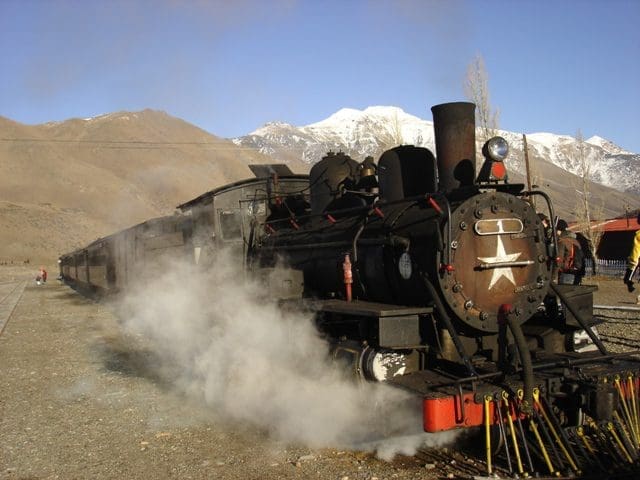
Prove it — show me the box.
[494,396,512,474]
[613,411,637,452]
[614,411,638,457]
[516,389,535,472]
[575,425,605,471]
[533,388,579,472]
[576,426,595,455]
[529,418,555,475]
[596,420,624,463]
[484,395,492,475]
[613,413,638,461]
[532,406,564,472]
[621,376,640,447]
[615,375,637,445]
[589,420,623,463]
[607,422,633,463]
[541,395,582,471]
[502,392,524,475]
[628,374,640,447]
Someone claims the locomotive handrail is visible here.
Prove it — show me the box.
[477,260,535,269]
[438,195,453,268]
[262,191,449,227]
[521,189,559,260]
[259,236,414,251]
[550,282,608,355]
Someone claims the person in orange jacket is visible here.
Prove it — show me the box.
[36,266,47,285]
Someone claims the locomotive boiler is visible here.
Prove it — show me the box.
[60,102,640,477]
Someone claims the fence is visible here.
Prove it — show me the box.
[583,258,626,278]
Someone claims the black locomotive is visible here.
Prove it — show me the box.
[60,103,640,476]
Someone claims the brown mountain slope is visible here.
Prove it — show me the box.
[507,162,636,222]
[0,110,307,263]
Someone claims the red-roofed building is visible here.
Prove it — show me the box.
[572,216,640,260]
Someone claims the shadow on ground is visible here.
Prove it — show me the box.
[90,335,173,389]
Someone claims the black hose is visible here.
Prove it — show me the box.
[421,274,477,376]
[504,310,534,414]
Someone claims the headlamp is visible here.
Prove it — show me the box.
[485,136,509,162]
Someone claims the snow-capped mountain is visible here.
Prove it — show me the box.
[524,132,638,194]
[235,107,433,165]
[233,106,640,196]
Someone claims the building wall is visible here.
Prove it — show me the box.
[597,231,637,260]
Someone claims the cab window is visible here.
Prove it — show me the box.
[218,210,243,240]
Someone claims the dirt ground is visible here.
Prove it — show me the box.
[1,266,639,480]
[0,266,441,480]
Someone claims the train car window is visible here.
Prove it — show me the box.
[218,210,243,240]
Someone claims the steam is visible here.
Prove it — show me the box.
[117,251,457,458]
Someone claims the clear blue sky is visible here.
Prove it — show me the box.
[1,0,639,152]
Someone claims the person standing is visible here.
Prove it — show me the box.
[573,231,592,285]
[538,213,553,244]
[556,219,582,285]
[35,266,47,285]
[623,213,640,303]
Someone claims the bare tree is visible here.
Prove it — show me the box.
[572,129,605,264]
[379,109,405,152]
[464,54,500,145]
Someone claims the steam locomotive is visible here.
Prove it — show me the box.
[60,103,640,476]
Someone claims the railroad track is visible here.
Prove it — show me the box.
[0,280,27,336]
[417,434,640,479]
[416,445,507,478]
[594,305,640,357]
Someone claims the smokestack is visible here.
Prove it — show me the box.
[431,102,476,192]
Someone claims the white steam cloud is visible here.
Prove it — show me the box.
[117,250,457,459]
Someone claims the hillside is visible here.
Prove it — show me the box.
[0,110,307,263]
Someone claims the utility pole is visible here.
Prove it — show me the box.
[523,134,532,191]
[523,134,533,206]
